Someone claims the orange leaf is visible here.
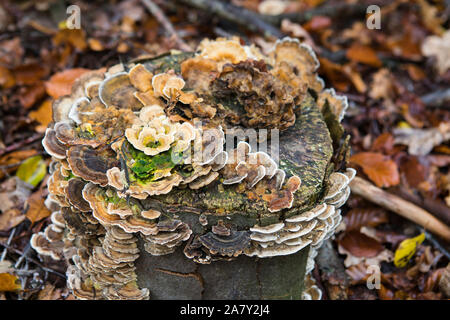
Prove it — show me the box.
[45,68,91,99]
[0,273,21,292]
[13,63,47,85]
[0,66,15,88]
[25,189,51,224]
[371,133,395,154]
[346,44,382,67]
[19,82,46,109]
[29,99,53,133]
[350,152,400,187]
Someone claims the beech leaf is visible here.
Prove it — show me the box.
[350,152,400,188]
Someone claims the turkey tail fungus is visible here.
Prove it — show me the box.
[33,37,351,300]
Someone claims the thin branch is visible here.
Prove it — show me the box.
[421,89,450,109]
[0,134,43,157]
[0,241,66,279]
[261,2,380,26]
[350,177,450,242]
[175,0,284,38]
[141,0,193,51]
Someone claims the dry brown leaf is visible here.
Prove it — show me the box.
[393,122,450,156]
[346,43,382,67]
[13,64,47,86]
[0,66,15,88]
[0,208,25,232]
[0,273,21,292]
[339,230,384,258]
[29,99,53,133]
[350,152,400,188]
[19,82,46,109]
[421,30,450,75]
[37,283,65,300]
[25,189,51,224]
[0,37,24,67]
[45,68,91,99]
[344,207,389,231]
[52,29,87,51]
[371,133,395,154]
[258,0,287,15]
[416,0,445,36]
[369,68,396,101]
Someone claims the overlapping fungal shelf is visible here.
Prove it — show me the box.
[32,37,350,300]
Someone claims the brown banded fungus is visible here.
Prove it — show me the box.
[32,38,351,300]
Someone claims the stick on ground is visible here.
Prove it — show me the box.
[141,0,193,51]
[350,177,450,242]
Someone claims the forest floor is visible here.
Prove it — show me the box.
[0,0,449,300]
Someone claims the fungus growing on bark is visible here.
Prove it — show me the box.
[35,37,352,300]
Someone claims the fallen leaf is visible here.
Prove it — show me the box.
[393,122,450,156]
[378,284,395,300]
[52,29,87,51]
[303,16,331,31]
[16,155,47,187]
[29,99,53,133]
[0,149,38,180]
[25,189,51,223]
[19,82,46,109]
[350,152,400,187]
[0,66,15,88]
[0,37,24,67]
[0,176,33,213]
[369,68,396,101]
[339,230,384,258]
[258,0,287,15]
[13,64,47,86]
[0,273,21,292]
[394,233,425,268]
[416,0,445,36]
[45,68,91,99]
[421,30,450,75]
[344,207,389,231]
[281,19,316,50]
[0,208,25,232]
[371,133,395,154]
[346,43,382,67]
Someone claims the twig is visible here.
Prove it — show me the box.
[0,228,16,261]
[0,134,43,157]
[389,185,450,226]
[420,228,450,260]
[141,0,193,51]
[261,2,380,26]
[350,177,450,242]
[421,89,450,109]
[0,241,66,279]
[174,0,284,38]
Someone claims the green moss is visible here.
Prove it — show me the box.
[122,141,186,184]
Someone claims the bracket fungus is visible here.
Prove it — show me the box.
[34,37,351,300]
